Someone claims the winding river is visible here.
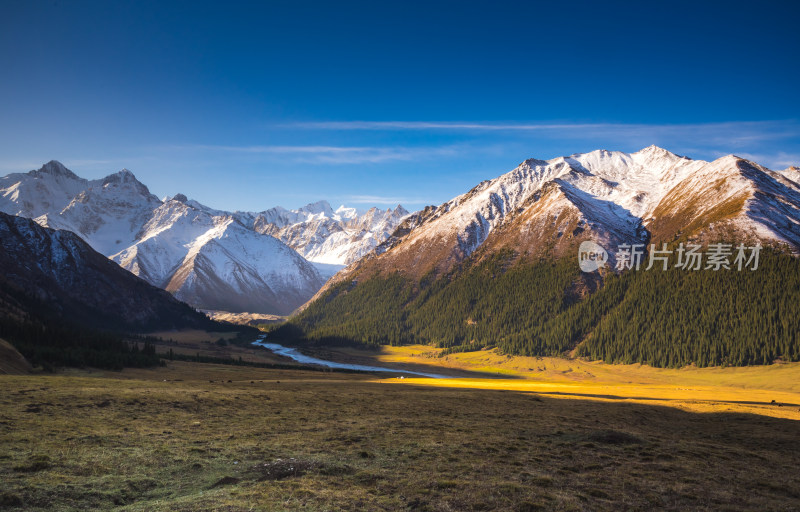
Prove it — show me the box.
[252,337,446,378]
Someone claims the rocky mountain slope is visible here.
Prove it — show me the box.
[0,211,215,331]
[329,146,800,285]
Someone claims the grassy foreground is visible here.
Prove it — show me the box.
[2,361,800,511]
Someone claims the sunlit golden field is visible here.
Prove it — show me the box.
[2,356,800,511]
[319,344,800,420]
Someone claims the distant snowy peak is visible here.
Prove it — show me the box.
[2,163,162,255]
[111,194,326,314]
[782,166,800,185]
[168,193,229,216]
[299,200,336,217]
[242,201,410,266]
[0,160,405,272]
[335,204,359,220]
[37,159,81,179]
[0,161,88,218]
[248,200,380,228]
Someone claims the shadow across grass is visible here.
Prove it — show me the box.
[1,364,799,511]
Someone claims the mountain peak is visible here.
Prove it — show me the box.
[302,200,333,213]
[97,169,159,205]
[37,160,79,179]
[634,145,680,158]
[521,157,549,167]
[334,204,359,219]
[393,204,409,216]
[716,154,745,165]
[172,193,189,203]
[102,168,147,188]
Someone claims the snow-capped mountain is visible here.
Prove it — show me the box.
[113,195,324,315]
[0,160,88,218]
[240,201,409,268]
[0,161,162,255]
[323,146,800,289]
[0,161,407,314]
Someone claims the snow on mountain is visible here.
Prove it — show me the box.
[112,196,227,286]
[113,196,324,314]
[48,170,162,255]
[0,161,408,314]
[244,200,410,266]
[1,160,88,218]
[1,162,161,255]
[339,146,800,285]
[335,204,359,220]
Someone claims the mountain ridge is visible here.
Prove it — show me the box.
[330,146,799,285]
[0,211,215,331]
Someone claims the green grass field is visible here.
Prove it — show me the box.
[2,360,800,511]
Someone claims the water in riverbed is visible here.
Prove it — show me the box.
[252,337,446,378]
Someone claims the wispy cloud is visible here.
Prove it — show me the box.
[289,119,798,132]
[288,121,624,131]
[286,120,800,148]
[170,144,461,164]
[345,194,434,206]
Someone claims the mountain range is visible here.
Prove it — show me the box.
[286,146,800,368]
[0,161,408,315]
[2,148,799,367]
[248,201,409,270]
[345,145,800,283]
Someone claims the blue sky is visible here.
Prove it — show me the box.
[2,0,799,212]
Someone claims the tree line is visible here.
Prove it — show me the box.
[279,247,800,368]
[0,280,161,371]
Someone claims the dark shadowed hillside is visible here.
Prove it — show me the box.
[0,212,235,369]
[0,211,217,332]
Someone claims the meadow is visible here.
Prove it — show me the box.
[2,354,800,511]
[316,344,800,420]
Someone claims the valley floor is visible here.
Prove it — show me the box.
[305,344,800,421]
[1,360,799,511]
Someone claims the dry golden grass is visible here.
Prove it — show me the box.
[1,361,800,511]
[303,345,800,420]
